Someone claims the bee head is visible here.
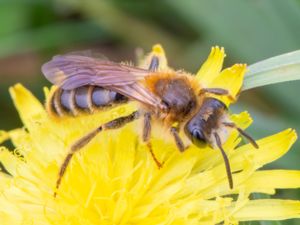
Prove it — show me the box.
[184,115,207,147]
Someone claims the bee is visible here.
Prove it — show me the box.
[42,49,258,196]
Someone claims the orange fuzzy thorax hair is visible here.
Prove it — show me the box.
[145,71,201,95]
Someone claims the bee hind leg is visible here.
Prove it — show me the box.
[54,110,140,197]
[143,112,164,169]
[223,122,259,148]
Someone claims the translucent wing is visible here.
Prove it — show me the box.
[41,53,163,108]
[42,54,150,89]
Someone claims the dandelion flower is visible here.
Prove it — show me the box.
[1,45,300,225]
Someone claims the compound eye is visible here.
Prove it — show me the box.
[192,129,206,144]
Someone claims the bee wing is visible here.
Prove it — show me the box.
[111,83,162,108]
[42,54,164,108]
[42,54,149,89]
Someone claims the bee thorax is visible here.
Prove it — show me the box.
[149,76,197,122]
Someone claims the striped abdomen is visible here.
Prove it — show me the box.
[48,86,128,117]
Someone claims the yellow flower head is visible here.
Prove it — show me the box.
[1,45,300,225]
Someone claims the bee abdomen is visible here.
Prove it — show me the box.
[48,86,128,117]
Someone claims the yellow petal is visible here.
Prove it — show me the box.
[0,146,24,177]
[196,46,226,86]
[230,129,297,187]
[233,128,297,168]
[180,129,297,200]
[209,64,247,105]
[228,130,296,192]
[139,44,168,70]
[133,152,197,218]
[230,111,253,129]
[9,83,46,131]
[242,170,300,193]
[7,128,31,154]
[0,198,23,224]
[0,130,9,144]
[233,199,300,221]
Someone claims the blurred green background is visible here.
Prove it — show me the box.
[0,0,300,224]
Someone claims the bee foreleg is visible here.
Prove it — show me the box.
[143,112,163,169]
[170,127,186,152]
[54,110,140,197]
[200,88,236,102]
[213,132,233,189]
[148,55,159,71]
[223,122,259,148]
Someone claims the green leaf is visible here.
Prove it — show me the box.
[240,221,283,225]
[167,0,300,64]
[243,50,300,91]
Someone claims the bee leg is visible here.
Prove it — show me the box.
[213,132,233,189]
[223,122,259,148]
[148,55,159,71]
[143,112,164,169]
[170,127,186,152]
[200,88,236,102]
[54,110,140,197]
